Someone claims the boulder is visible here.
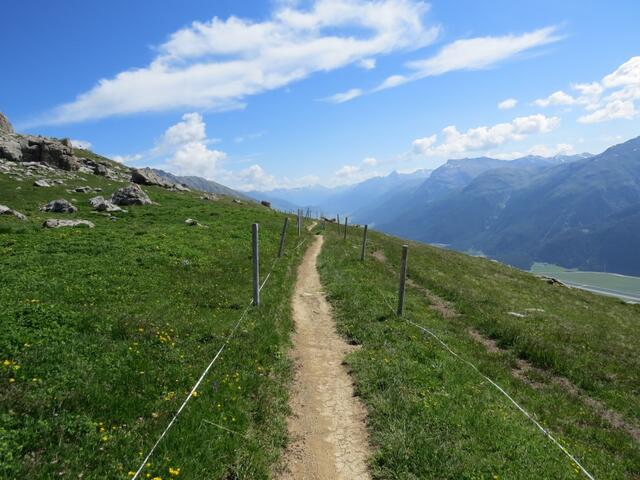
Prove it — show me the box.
[261,200,272,208]
[41,199,77,213]
[89,196,122,212]
[111,183,152,206]
[0,204,27,221]
[233,199,243,205]
[0,112,13,135]
[93,164,109,176]
[33,179,52,187]
[73,186,93,193]
[0,137,22,162]
[43,219,94,229]
[131,168,174,188]
[40,140,79,171]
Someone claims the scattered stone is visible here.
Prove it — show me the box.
[33,179,51,187]
[233,199,243,204]
[111,183,152,206]
[185,218,208,228]
[200,193,219,201]
[41,199,77,213]
[73,186,93,193]
[43,219,94,229]
[261,200,272,208]
[0,204,27,221]
[507,311,526,318]
[89,196,122,212]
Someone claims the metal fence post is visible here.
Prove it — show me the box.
[397,245,409,316]
[252,223,260,306]
[343,216,348,240]
[278,217,289,257]
[360,225,368,261]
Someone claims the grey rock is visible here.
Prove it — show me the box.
[0,112,14,135]
[74,186,93,193]
[260,200,272,208]
[93,164,109,176]
[39,139,80,171]
[131,168,175,188]
[233,199,243,204]
[185,218,208,228]
[41,199,77,213]
[0,204,27,221]
[0,137,22,162]
[200,193,220,201]
[43,219,94,229]
[111,183,152,206]
[89,196,122,212]
[34,179,52,187]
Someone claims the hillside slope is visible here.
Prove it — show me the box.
[0,157,312,479]
[319,223,640,479]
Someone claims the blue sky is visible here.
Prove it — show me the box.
[2,0,639,190]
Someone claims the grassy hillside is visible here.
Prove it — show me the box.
[318,223,640,479]
[0,172,312,479]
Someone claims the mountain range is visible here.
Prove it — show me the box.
[247,136,640,275]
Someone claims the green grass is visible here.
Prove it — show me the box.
[317,223,640,479]
[0,172,312,479]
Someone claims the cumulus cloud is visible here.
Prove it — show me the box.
[230,164,320,191]
[70,139,92,150]
[533,56,640,123]
[332,156,381,184]
[41,0,438,124]
[534,90,575,107]
[358,58,376,70]
[413,114,560,157]
[498,98,517,110]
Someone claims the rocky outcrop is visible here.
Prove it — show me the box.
[111,184,152,206]
[131,167,190,191]
[41,199,77,213]
[0,204,27,221]
[0,112,80,171]
[0,113,13,135]
[43,219,94,229]
[89,196,122,212]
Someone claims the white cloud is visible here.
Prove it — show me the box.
[41,0,438,124]
[112,153,142,164]
[167,142,227,178]
[413,114,560,157]
[334,25,561,101]
[358,58,376,70]
[405,26,561,77]
[362,156,378,166]
[578,99,637,124]
[336,164,360,176]
[528,143,575,157]
[230,164,320,191]
[70,139,92,150]
[325,88,364,103]
[534,56,640,123]
[498,98,517,110]
[534,90,575,107]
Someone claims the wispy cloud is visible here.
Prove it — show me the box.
[34,0,438,125]
[498,98,517,110]
[329,25,562,101]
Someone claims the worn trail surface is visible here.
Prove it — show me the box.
[279,235,371,480]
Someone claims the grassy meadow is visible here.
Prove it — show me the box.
[0,172,312,479]
[317,222,640,479]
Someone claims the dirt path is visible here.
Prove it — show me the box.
[279,235,371,480]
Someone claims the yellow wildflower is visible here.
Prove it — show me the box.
[168,466,181,476]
